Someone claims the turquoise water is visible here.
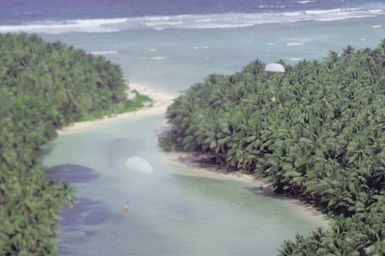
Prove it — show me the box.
[39,15,385,256]
[41,17,385,93]
[44,115,323,256]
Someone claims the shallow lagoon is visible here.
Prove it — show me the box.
[44,115,325,256]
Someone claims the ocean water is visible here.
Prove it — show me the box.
[0,0,383,23]
[2,1,385,92]
[1,0,381,92]
[3,0,384,255]
[41,16,385,93]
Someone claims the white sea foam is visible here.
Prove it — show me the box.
[369,9,383,13]
[315,15,371,22]
[372,25,382,28]
[89,50,118,55]
[283,11,302,17]
[297,0,311,4]
[289,57,303,61]
[304,8,349,15]
[125,156,153,174]
[286,42,304,46]
[143,20,184,27]
[197,19,212,23]
[360,38,367,41]
[151,56,166,60]
[146,16,171,21]
[259,5,286,9]
[148,48,158,52]
[0,7,384,34]
[0,18,127,34]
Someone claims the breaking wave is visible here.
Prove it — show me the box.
[289,57,304,61]
[286,42,304,46]
[0,18,128,33]
[89,50,118,55]
[0,7,384,34]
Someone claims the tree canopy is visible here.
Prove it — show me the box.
[162,40,385,255]
[0,33,149,255]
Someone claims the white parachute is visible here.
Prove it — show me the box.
[125,156,153,174]
[265,63,285,73]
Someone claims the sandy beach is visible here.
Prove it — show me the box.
[57,83,176,134]
[166,152,260,183]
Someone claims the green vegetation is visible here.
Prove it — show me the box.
[161,41,385,255]
[0,33,149,255]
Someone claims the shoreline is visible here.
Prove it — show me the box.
[165,151,329,229]
[166,152,261,184]
[57,82,176,134]
[57,82,328,228]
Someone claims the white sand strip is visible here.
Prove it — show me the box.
[57,82,176,134]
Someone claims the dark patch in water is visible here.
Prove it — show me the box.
[84,230,97,236]
[60,198,98,226]
[61,198,120,226]
[58,197,124,255]
[46,164,99,183]
[83,210,110,225]
[59,248,74,255]
[62,236,88,244]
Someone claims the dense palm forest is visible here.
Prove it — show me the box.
[0,33,149,255]
[161,41,385,255]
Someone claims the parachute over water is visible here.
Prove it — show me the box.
[125,156,153,174]
[265,63,285,73]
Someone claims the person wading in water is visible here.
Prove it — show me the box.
[122,201,129,214]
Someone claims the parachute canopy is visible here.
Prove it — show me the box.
[125,156,153,174]
[265,63,285,73]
